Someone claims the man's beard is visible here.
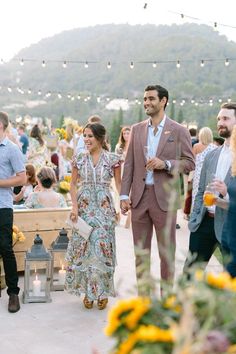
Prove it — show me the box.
[218,127,231,138]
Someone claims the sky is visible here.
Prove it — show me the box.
[1,0,236,60]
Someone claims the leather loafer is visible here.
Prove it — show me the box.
[8,294,20,313]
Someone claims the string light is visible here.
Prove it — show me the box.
[41,60,46,68]
[107,61,111,69]
[152,61,157,68]
[62,61,67,68]
[0,58,4,65]
[20,59,24,66]
[0,84,233,107]
[130,61,134,69]
[213,22,218,31]
[225,58,230,66]
[169,10,236,30]
[176,60,180,68]
[200,60,205,67]
[84,61,88,69]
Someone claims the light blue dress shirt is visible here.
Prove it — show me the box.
[0,137,25,208]
[145,116,166,185]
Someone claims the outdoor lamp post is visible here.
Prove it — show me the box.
[50,228,69,291]
[23,234,52,303]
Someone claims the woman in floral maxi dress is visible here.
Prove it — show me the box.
[65,123,121,310]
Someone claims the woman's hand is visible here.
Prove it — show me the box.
[70,207,78,222]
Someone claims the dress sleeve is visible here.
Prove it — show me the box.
[71,152,85,169]
[109,152,121,169]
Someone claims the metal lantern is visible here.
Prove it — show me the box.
[50,228,69,291]
[23,234,52,303]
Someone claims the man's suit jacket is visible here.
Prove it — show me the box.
[121,117,195,211]
[188,146,231,242]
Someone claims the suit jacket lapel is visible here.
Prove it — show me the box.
[156,117,173,157]
[140,120,149,161]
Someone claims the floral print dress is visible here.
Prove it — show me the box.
[65,150,120,300]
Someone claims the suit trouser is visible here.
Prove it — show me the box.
[184,213,221,271]
[131,185,177,281]
[0,208,20,295]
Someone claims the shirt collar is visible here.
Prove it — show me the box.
[148,114,166,128]
[0,136,8,146]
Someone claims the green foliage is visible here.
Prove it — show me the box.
[1,23,236,127]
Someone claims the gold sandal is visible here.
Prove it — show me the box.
[97,298,108,310]
[83,296,94,309]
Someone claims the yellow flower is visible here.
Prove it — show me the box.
[194,269,204,282]
[59,181,70,193]
[228,344,236,353]
[163,295,181,313]
[206,272,232,290]
[64,175,72,183]
[104,297,151,336]
[116,332,138,354]
[136,325,175,343]
[12,225,25,246]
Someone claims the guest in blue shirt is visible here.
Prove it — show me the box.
[0,112,26,313]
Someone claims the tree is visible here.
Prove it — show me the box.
[169,102,175,120]
[109,116,121,151]
[177,109,184,123]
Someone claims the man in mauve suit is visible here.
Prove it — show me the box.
[120,85,195,287]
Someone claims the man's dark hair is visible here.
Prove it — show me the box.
[189,128,197,137]
[221,102,236,118]
[144,85,169,109]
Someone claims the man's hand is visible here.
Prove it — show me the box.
[211,180,227,197]
[120,199,131,215]
[146,157,165,171]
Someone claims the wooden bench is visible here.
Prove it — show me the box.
[13,208,71,272]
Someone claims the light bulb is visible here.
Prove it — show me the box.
[176,60,180,68]
[130,61,134,69]
[20,59,24,66]
[38,90,42,95]
[62,61,67,68]
[152,61,157,68]
[84,61,88,68]
[28,89,32,94]
[42,60,46,68]
[200,60,205,67]
[107,61,111,69]
[77,95,81,100]
[225,58,229,66]
[58,93,62,99]
[7,87,12,92]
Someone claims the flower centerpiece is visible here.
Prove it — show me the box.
[105,271,236,354]
[55,128,67,140]
[58,180,70,194]
[12,225,26,246]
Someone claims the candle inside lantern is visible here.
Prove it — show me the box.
[58,264,66,285]
[33,274,41,296]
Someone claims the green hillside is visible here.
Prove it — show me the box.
[0,23,236,128]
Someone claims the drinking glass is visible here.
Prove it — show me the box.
[203,184,218,206]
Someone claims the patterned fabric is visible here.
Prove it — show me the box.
[65,150,120,300]
[25,191,67,208]
[27,137,50,171]
[192,143,216,206]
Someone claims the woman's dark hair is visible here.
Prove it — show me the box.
[117,126,131,150]
[83,123,109,151]
[30,125,44,146]
[37,166,56,189]
[25,164,36,185]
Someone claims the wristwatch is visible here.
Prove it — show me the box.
[164,160,171,171]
